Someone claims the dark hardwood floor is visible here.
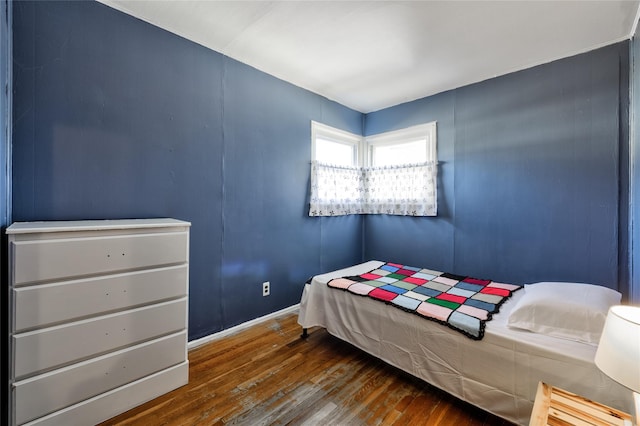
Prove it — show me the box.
[100,312,514,425]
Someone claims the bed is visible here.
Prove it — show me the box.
[297,260,632,426]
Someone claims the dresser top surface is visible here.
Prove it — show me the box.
[7,218,191,235]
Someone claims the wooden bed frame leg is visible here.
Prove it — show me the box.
[301,328,308,339]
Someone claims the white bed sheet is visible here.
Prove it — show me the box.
[297,261,632,425]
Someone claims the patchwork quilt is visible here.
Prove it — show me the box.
[327,262,521,340]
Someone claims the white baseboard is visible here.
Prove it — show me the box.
[187,304,300,350]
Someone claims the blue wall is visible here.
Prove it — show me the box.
[631,22,640,302]
[9,0,635,344]
[0,1,8,228]
[11,0,363,339]
[365,43,630,295]
[1,0,10,422]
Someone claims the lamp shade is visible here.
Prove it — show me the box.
[595,305,640,393]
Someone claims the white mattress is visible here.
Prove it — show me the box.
[297,261,632,425]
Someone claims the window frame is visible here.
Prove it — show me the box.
[311,121,362,167]
[365,121,437,167]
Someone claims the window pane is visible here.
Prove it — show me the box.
[372,139,426,166]
[316,138,355,166]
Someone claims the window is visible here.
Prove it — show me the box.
[366,122,437,167]
[309,122,363,216]
[311,121,361,167]
[309,121,438,217]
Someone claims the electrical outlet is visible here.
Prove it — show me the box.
[262,281,270,297]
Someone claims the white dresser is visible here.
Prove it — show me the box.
[7,218,191,426]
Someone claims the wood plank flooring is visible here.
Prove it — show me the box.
[100,312,514,426]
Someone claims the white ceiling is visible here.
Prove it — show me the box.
[99,0,640,113]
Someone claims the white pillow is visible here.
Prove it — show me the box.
[507,281,621,345]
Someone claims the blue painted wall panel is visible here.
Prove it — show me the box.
[454,49,620,286]
[1,0,10,421]
[630,22,640,302]
[616,44,629,300]
[364,92,457,272]
[11,1,363,339]
[1,0,8,228]
[221,58,362,328]
[365,43,628,292]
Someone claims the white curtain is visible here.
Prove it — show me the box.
[309,162,364,216]
[309,161,437,217]
[364,162,437,216]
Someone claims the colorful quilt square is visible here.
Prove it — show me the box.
[411,286,441,298]
[448,311,481,338]
[420,268,442,276]
[370,269,392,276]
[417,302,452,322]
[380,284,408,295]
[386,273,406,280]
[393,281,419,291]
[348,282,375,296]
[380,264,399,273]
[411,272,436,281]
[377,276,400,284]
[403,276,428,285]
[396,269,415,276]
[369,287,398,302]
[437,292,467,304]
[392,295,422,311]
[457,304,489,320]
[472,293,503,304]
[328,278,355,289]
[448,286,476,298]
[428,298,460,310]
[361,272,382,280]
[433,276,459,286]
[463,277,491,286]
[480,286,511,297]
[456,282,484,292]
[424,281,451,293]
[403,290,431,301]
[464,298,494,312]
[487,282,520,291]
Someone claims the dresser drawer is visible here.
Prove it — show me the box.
[23,362,189,426]
[11,231,188,286]
[13,264,188,332]
[13,331,187,425]
[13,299,187,379]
